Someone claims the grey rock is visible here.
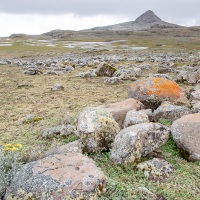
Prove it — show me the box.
[95,63,116,77]
[137,187,157,200]
[76,70,97,78]
[51,83,64,91]
[123,109,149,128]
[42,124,76,138]
[139,109,154,122]
[149,73,172,80]
[153,101,192,122]
[77,107,120,152]
[63,66,74,72]
[104,77,121,84]
[110,123,169,163]
[24,67,42,75]
[137,158,173,181]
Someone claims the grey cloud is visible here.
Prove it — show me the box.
[0,0,199,25]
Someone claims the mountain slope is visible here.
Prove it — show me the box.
[89,10,181,31]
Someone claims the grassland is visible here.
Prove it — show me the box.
[0,37,200,199]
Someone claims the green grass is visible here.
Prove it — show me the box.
[91,137,200,200]
[0,36,200,199]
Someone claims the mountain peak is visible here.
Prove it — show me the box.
[135,10,162,23]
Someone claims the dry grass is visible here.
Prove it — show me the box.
[0,37,200,199]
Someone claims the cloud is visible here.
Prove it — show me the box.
[0,13,130,37]
[0,0,199,36]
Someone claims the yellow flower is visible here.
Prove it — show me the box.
[14,144,22,148]
[4,144,12,147]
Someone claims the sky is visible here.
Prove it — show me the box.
[0,0,199,37]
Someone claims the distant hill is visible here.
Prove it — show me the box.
[8,10,200,39]
[87,10,181,31]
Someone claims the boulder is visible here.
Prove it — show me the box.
[128,77,188,109]
[5,153,107,200]
[24,67,42,75]
[76,70,97,78]
[113,66,141,78]
[77,107,120,152]
[177,67,200,84]
[190,88,200,112]
[153,102,192,122]
[97,98,144,128]
[42,124,76,138]
[137,187,157,200]
[139,109,154,122]
[123,109,149,128]
[110,123,169,163]
[171,113,200,161]
[95,63,116,77]
[137,158,173,181]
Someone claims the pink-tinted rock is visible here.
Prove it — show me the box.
[98,98,144,127]
[5,153,107,199]
[171,113,200,161]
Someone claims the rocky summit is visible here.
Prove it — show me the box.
[87,10,180,31]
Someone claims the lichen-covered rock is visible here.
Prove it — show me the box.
[77,107,120,152]
[95,63,116,77]
[42,124,76,138]
[113,66,141,78]
[123,109,149,128]
[171,113,200,161]
[137,158,173,181]
[128,77,189,109]
[5,153,107,200]
[190,88,200,112]
[110,123,169,163]
[149,73,172,80]
[137,187,157,200]
[76,70,97,78]
[104,77,121,84]
[97,98,144,128]
[21,114,42,124]
[153,101,192,122]
[177,69,200,84]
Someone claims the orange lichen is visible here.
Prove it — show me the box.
[131,83,137,87]
[147,78,182,98]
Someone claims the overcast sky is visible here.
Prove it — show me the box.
[0,0,199,37]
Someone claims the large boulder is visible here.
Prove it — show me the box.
[128,77,188,109]
[110,123,169,163]
[97,98,144,128]
[123,109,149,128]
[5,153,107,200]
[153,102,192,122]
[77,107,120,152]
[171,113,200,161]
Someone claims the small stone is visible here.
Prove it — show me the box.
[51,83,64,91]
[137,158,173,181]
